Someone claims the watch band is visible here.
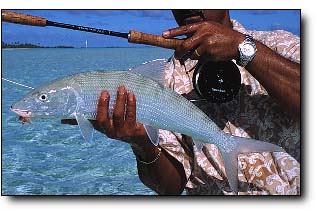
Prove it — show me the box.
[244,34,253,42]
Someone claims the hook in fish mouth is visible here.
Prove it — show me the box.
[10,108,32,118]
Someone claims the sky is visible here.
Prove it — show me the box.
[2,10,300,48]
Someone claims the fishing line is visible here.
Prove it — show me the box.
[2,78,35,89]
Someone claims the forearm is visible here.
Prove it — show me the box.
[131,137,186,195]
[162,22,300,118]
[246,41,300,118]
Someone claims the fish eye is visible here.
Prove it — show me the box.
[39,94,48,101]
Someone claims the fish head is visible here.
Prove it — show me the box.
[11,80,77,119]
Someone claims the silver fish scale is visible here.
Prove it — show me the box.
[63,71,228,146]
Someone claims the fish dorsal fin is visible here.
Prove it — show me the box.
[128,59,168,87]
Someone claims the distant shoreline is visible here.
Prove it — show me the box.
[2,46,158,50]
[2,41,166,49]
[2,41,164,49]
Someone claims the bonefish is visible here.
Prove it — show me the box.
[11,59,284,193]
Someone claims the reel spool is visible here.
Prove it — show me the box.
[193,60,241,103]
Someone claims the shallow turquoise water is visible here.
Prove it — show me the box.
[1,47,173,195]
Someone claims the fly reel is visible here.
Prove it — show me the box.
[193,60,241,103]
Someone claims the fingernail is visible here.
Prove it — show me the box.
[162,30,170,37]
[101,91,109,100]
[118,86,125,95]
[128,92,134,101]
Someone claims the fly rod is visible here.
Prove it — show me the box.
[2,11,183,49]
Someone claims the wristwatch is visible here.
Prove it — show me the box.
[236,34,257,67]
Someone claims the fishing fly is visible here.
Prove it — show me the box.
[2,77,34,124]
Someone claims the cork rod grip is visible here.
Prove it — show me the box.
[129,30,183,49]
[2,11,47,26]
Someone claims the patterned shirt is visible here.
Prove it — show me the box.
[158,20,300,195]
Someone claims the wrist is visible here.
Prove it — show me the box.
[134,146,162,165]
[132,124,151,145]
[233,32,246,60]
[131,138,161,163]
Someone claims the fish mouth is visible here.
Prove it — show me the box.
[11,108,32,118]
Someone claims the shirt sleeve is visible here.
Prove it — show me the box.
[232,19,300,64]
[250,29,300,63]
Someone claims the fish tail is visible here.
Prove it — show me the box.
[194,134,284,193]
[197,135,285,193]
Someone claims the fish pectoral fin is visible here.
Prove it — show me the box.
[144,125,159,146]
[74,113,94,142]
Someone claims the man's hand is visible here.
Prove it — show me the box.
[163,21,244,62]
[61,86,148,145]
[163,20,300,118]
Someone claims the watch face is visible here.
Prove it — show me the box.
[242,43,255,57]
